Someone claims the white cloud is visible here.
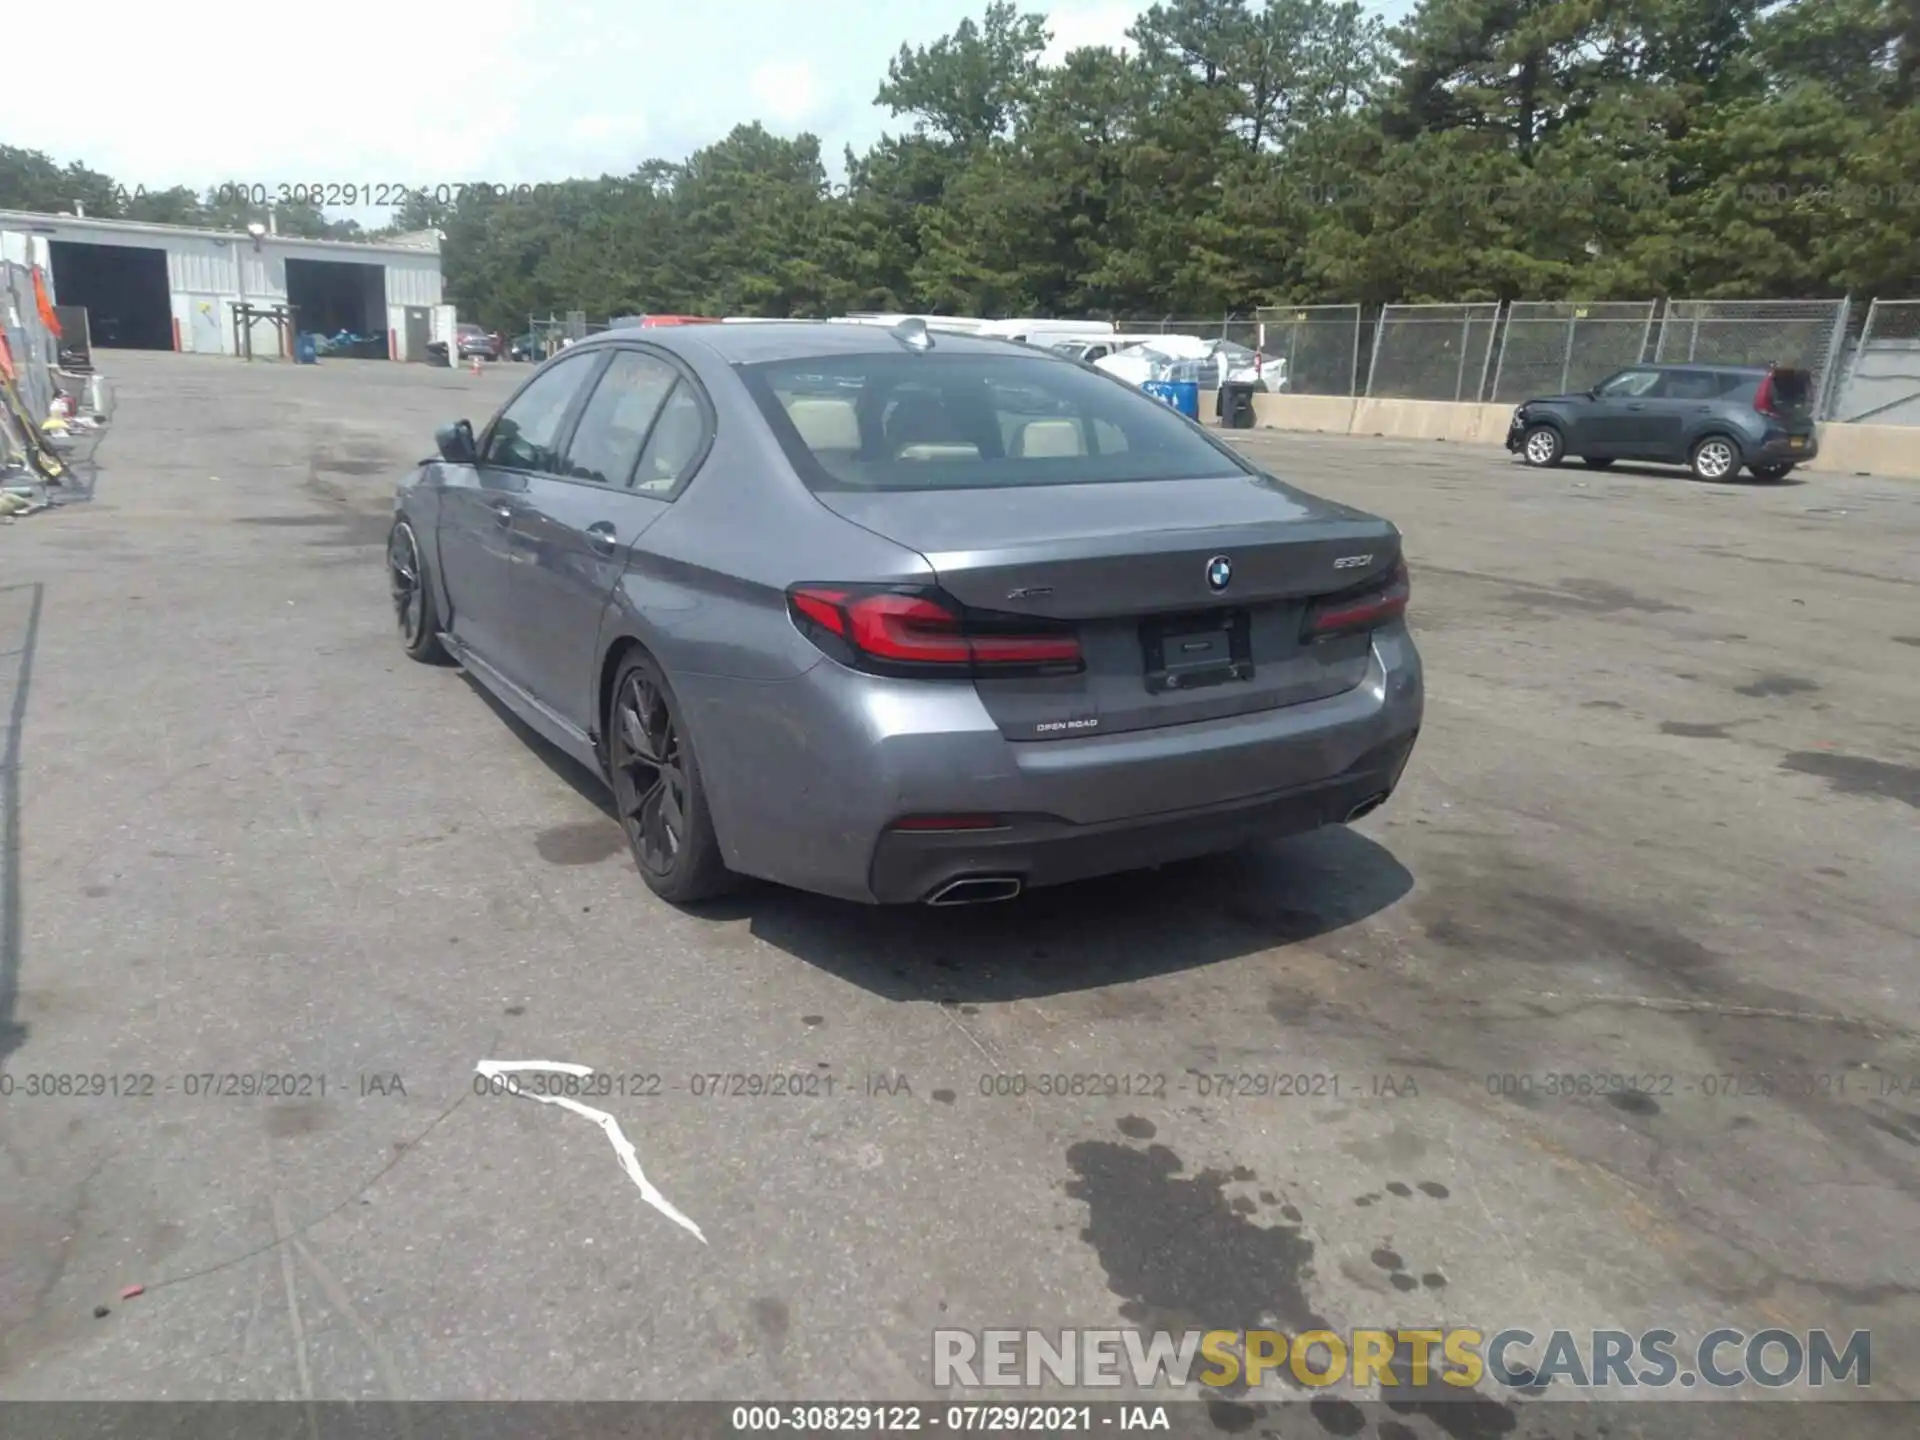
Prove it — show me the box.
[749,60,823,128]
[1042,1,1138,64]
[568,113,649,148]
[2,0,1186,220]
[9,0,542,193]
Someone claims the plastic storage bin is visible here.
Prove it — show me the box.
[1141,379,1200,419]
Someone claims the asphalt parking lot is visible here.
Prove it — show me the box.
[2,351,1917,1428]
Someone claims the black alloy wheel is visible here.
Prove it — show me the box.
[611,666,687,878]
[605,654,733,902]
[388,520,446,662]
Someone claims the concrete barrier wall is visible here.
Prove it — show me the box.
[1249,393,1356,433]
[1348,399,1514,445]
[1801,423,1919,477]
[1226,390,1920,480]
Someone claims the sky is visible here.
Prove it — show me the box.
[13,0,1400,225]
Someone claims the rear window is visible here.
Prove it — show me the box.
[738,352,1253,492]
[1661,370,1742,400]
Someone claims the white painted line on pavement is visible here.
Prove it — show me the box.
[475,1059,708,1244]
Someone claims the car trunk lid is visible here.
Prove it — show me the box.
[813,474,1404,741]
[1758,367,1816,435]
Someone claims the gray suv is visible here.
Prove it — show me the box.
[1506,363,1817,482]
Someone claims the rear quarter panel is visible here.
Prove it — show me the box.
[598,348,931,686]
[593,344,937,877]
[1684,404,1765,457]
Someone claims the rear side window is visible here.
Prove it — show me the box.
[632,383,709,494]
[1659,370,1738,400]
[560,349,678,485]
[740,352,1251,492]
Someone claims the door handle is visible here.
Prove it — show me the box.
[492,504,514,527]
[1627,403,1647,411]
[586,522,618,556]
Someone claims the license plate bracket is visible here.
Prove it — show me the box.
[1141,610,1253,694]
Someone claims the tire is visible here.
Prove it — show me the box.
[1580,457,1616,470]
[388,519,448,663]
[1520,424,1564,467]
[1689,435,1742,482]
[606,650,735,905]
[1750,463,1794,482]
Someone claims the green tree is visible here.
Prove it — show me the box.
[876,1,1051,151]
[1385,0,1632,155]
[0,146,125,216]
[670,125,836,315]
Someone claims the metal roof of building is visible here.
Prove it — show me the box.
[0,209,440,258]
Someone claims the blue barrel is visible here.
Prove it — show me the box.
[294,332,319,365]
[1142,379,1200,419]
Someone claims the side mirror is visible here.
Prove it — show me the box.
[435,420,477,464]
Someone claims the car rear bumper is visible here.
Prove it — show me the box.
[683,626,1424,904]
[866,728,1417,903]
[1749,432,1817,464]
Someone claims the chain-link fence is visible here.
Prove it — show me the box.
[516,297,1909,419]
[1829,299,1920,425]
[1488,301,1658,404]
[1653,298,1851,411]
[1253,305,1363,396]
[526,313,612,359]
[1365,303,1501,401]
[1112,316,1241,343]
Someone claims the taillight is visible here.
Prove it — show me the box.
[787,584,1084,677]
[1303,559,1410,641]
[1753,369,1778,417]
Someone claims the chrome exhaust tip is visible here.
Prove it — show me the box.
[1344,792,1389,823]
[925,875,1025,906]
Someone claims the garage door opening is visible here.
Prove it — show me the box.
[285,259,388,353]
[48,241,173,350]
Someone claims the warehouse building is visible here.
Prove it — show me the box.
[0,209,453,360]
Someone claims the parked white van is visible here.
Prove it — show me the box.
[974,318,1118,346]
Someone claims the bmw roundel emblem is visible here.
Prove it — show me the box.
[1206,555,1233,592]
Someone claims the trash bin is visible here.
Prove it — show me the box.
[1218,381,1258,429]
[1142,379,1201,420]
[295,332,319,365]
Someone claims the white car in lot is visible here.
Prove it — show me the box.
[1048,333,1169,365]
[1095,335,1290,392]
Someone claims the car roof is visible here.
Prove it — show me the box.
[1635,362,1769,375]
[568,321,1047,366]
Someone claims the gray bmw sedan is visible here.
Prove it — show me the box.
[388,319,1422,906]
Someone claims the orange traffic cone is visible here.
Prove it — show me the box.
[470,353,482,376]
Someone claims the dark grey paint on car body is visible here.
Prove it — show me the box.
[393,322,1424,905]
[1505,362,1818,479]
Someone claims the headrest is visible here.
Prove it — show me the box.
[1017,419,1084,457]
[786,397,859,451]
